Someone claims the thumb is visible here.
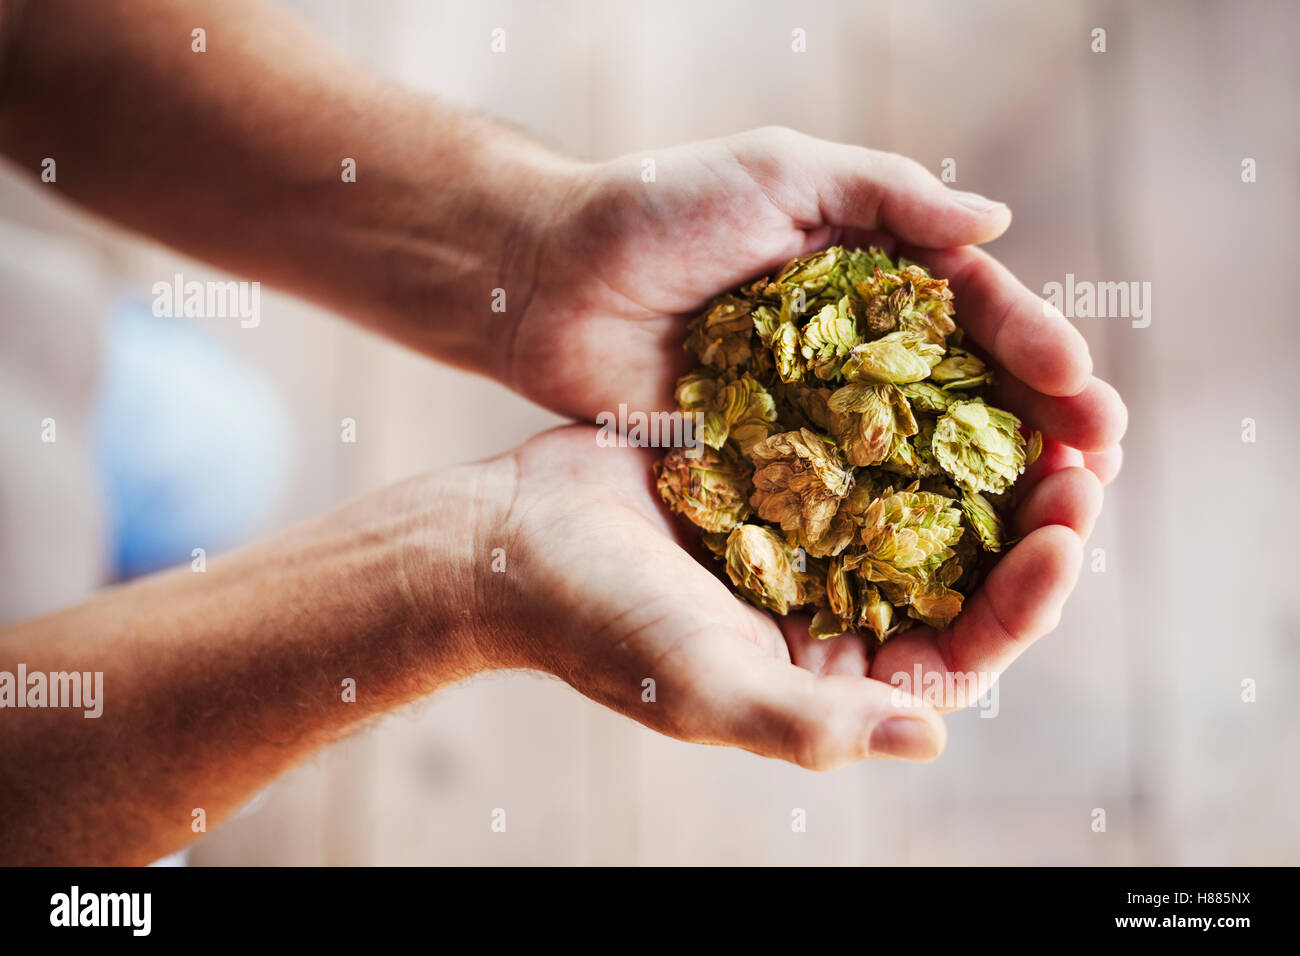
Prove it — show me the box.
[674,643,948,770]
[738,127,1012,248]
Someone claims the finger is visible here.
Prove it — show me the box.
[1016,437,1084,496]
[777,614,872,677]
[993,372,1128,453]
[1012,467,1104,540]
[900,244,1093,397]
[1083,445,1123,485]
[941,525,1083,676]
[867,627,978,713]
[679,642,946,768]
[748,129,1012,247]
[869,525,1083,698]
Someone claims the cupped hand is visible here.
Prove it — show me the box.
[474,421,1105,769]
[509,126,1125,474]
[477,425,948,768]
[473,129,1128,765]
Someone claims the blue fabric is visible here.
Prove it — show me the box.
[94,301,294,579]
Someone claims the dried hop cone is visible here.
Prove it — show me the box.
[658,246,1041,642]
[724,524,804,615]
[655,445,753,533]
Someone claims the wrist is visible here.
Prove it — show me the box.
[321,94,586,384]
[395,454,527,677]
[452,127,588,384]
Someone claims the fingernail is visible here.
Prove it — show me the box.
[948,189,1005,213]
[868,717,941,761]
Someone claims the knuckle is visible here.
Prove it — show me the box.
[784,714,841,772]
[890,151,936,186]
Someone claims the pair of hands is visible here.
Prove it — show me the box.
[423,127,1126,768]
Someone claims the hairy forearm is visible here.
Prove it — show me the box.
[0,0,579,378]
[0,462,510,865]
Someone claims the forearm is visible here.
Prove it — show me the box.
[0,0,579,378]
[0,461,511,865]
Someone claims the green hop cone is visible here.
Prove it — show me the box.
[827,382,917,467]
[960,489,1006,552]
[931,399,1029,495]
[724,524,803,615]
[809,609,846,640]
[899,381,956,413]
[858,583,897,642]
[825,556,855,624]
[859,263,956,343]
[684,294,756,372]
[930,347,993,390]
[749,428,853,542]
[840,330,944,385]
[772,322,804,383]
[800,297,862,380]
[658,245,1040,642]
[773,247,843,294]
[857,486,965,576]
[673,371,778,455]
[654,445,753,533]
[804,476,879,558]
[716,375,779,456]
[673,371,726,449]
[907,580,965,630]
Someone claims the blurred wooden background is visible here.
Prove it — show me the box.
[1,0,1296,865]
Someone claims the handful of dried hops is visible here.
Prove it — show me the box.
[655,246,1041,642]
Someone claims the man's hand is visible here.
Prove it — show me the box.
[471,426,947,768]
[504,127,1125,465]
[474,123,1128,758]
[465,422,1107,770]
[508,127,1007,418]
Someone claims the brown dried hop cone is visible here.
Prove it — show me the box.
[656,246,1041,642]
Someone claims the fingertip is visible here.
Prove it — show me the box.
[1013,467,1104,540]
[885,198,1009,248]
[985,524,1082,639]
[867,155,1010,248]
[944,189,1013,243]
[1028,523,1086,575]
[926,522,1083,676]
[1084,445,1124,485]
[990,201,1013,238]
[1056,378,1128,451]
[998,375,1128,453]
[1089,378,1129,447]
